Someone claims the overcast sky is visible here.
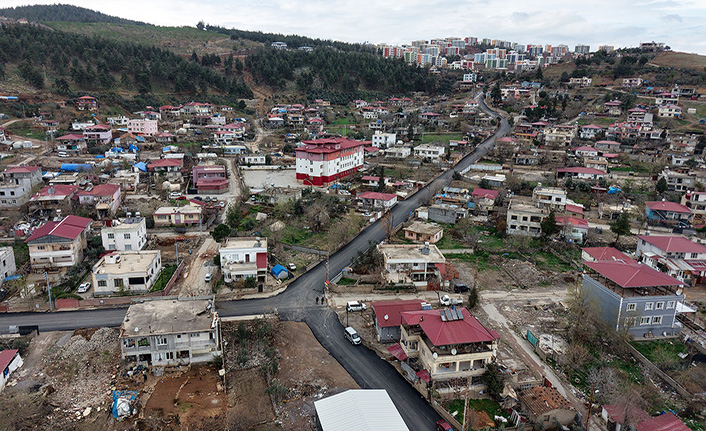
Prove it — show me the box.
[6,0,706,54]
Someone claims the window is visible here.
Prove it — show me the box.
[98,280,107,287]
[114,279,124,288]
[511,215,518,220]
[125,244,132,251]
[626,303,637,312]
[124,233,131,239]
[640,316,651,326]
[107,233,115,239]
[645,302,654,311]
[655,302,664,310]
[652,316,663,325]
[38,246,46,250]
[667,301,676,309]
[157,337,168,345]
[690,253,698,259]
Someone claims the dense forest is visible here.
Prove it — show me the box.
[204,24,376,54]
[0,4,146,25]
[0,24,252,99]
[246,47,437,97]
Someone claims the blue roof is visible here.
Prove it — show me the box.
[134,162,147,172]
[61,163,93,172]
[128,144,139,153]
[4,275,22,282]
[270,264,288,276]
[94,155,105,158]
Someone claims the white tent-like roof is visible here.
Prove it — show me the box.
[314,389,409,431]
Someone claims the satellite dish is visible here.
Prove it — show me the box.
[451,348,457,355]
[433,352,438,359]
[384,314,389,320]
[676,289,683,295]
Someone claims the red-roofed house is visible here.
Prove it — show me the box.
[582,247,637,264]
[572,145,598,158]
[83,124,112,145]
[645,201,691,228]
[76,95,97,111]
[55,133,87,154]
[556,166,606,180]
[400,307,499,389]
[579,124,603,140]
[148,158,184,183]
[637,235,706,285]
[295,138,366,186]
[555,215,589,242]
[26,215,92,269]
[0,165,42,208]
[637,412,691,431]
[582,260,685,338]
[602,404,653,431]
[372,299,426,341]
[357,191,398,210]
[77,184,122,218]
[29,185,79,219]
[0,349,23,392]
[471,188,498,212]
[192,165,228,194]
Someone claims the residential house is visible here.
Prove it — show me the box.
[658,105,682,118]
[579,124,603,140]
[604,100,623,116]
[636,235,706,285]
[595,140,621,152]
[371,132,396,149]
[0,349,23,392]
[75,95,97,111]
[429,204,467,224]
[77,183,122,218]
[544,125,576,146]
[622,77,643,87]
[192,165,228,194]
[399,307,499,392]
[119,298,220,366]
[555,216,589,243]
[29,184,78,219]
[681,191,706,224]
[153,206,202,227]
[295,138,366,186]
[0,247,16,285]
[573,145,598,159]
[315,390,409,431]
[148,158,184,183]
[26,215,92,269]
[569,76,592,87]
[219,237,267,284]
[659,169,698,193]
[518,385,577,427]
[506,198,548,237]
[414,145,446,162]
[0,166,43,208]
[556,167,606,180]
[127,119,158,136]
[92,250,162,295]
[471,188,499,212]
[378,243,448,288]
[532,185,566,211]
[357,191,398,211]
[83,124,112,146]
[241,155,266,165]
[515,152,540,166]
[101,217,147,251]
[601,405,692,431]
[655,92,679,106]
[582,260,685,338]
[361,175,381,187]
[644,201,691,228]
[581,247,637,264]
[154,132,176,144]
[55,133,87,154]
[403,221,443,244]
[385,146,411,159]
[372,299,426,342]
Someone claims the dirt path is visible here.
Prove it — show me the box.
[178,237,218,297]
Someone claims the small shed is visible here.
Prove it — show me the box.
[270,264,288,279]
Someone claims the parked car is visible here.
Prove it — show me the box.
[57,151,69,158]
[453,283,470,293]
[440,294,462,306]
[219,201,225,208]
[169,192,181,199]
[204,273,212,282]
[344,326,361,345]
[194,196,203,201]
[287,263,297,271]
[346,301,366,312]
[436,420,453,431]
[77,282,91,293]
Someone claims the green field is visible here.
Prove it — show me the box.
[420,133,463,145]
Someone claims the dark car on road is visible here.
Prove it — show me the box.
[453,283,470,293]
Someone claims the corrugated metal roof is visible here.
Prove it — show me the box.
[314,389,409,431]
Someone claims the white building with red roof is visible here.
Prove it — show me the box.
[644,200,691,228]
[555,215,589,242]
[0,349,22,392]
[148,158,183,182]
[83,124,112,145]
[75,95,97,111]
[357,191,398,210]
[26,215,92,269]
[471,187,498,211]
[295,138,366,186]
[29,184,79,219]
[582,260,686,338]
[636,235,706,285]
[556,166,606,180]
[0,166,42,208]
[399,307,499,388]
[55,133,86,154]
[77,184,122,218]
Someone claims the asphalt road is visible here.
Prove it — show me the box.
[0,94,509,430]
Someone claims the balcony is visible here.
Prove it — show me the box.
[587,273,681,298]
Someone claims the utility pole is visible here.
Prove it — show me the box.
[462,377,471,431]
[585,383,596,431]
[45,272,52,311]
[175,242,179,267]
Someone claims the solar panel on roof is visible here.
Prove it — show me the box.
[440,310,447,321]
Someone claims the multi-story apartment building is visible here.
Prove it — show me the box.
[295,137,365,186]
[659,168,698,192]
[119,298,221,366]
[83,124,112,145]
[582,260,685,338]
[636,235,706,285]
[413,144,445,162]
[681,191,706,224]
[399,307,499,393]
[575,44,590,54]
[219,237,267,284]
[101,217,147,251]
[506,198,548,237]
[26,215,92,269]
[55,133,87,154]
[371,132,396,149]
[532,184,567,211]
[92,250,162,295]
[127,119,158,136]
[0,166,42,208]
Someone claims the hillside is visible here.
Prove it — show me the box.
[650,51,706,70]
[0,4,145,25]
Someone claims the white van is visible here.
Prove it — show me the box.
[346,301,367,312]
[344,326,361,345]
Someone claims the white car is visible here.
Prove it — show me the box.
[77,282,91,293]
[204,273,212,282]
[287,263,297,271]
[346,301,366,312]
[440,294,462,306]
[169,192,181,199]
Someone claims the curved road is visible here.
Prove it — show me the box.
[0,94,509,430]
